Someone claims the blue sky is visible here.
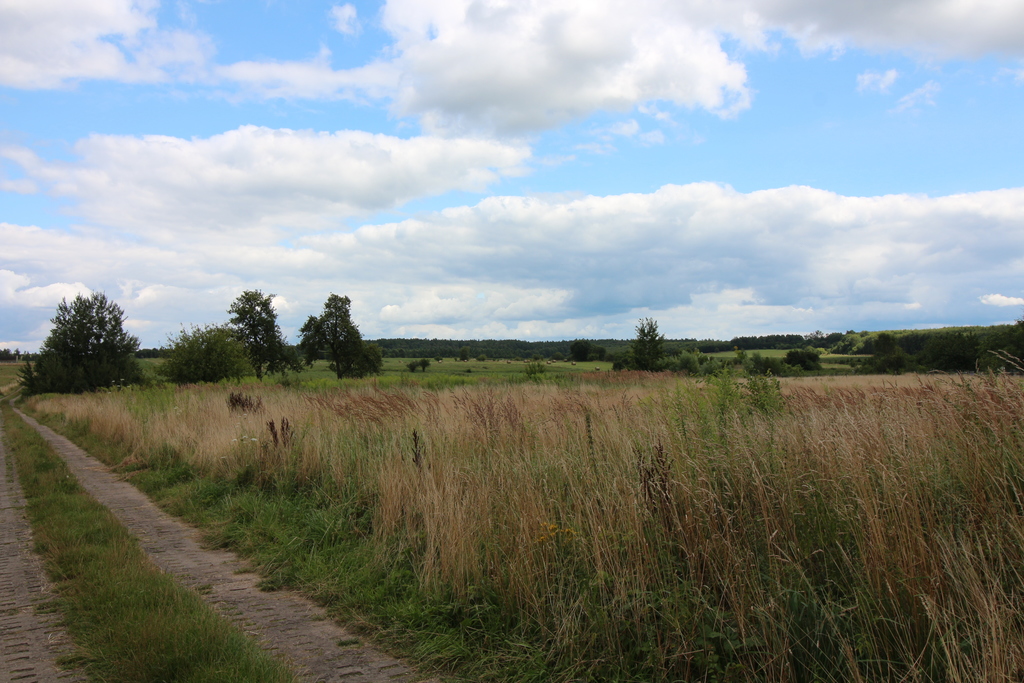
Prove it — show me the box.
[2,0,1024,350]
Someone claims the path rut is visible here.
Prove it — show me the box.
[12,407,441,683]
[0,413,85,683]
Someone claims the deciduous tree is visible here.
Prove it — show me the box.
[298,294,383,379]
[20,292,141,395]
[227,290,293,380]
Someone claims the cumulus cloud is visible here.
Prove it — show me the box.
[2,126,531,239]
[211,0,1024,133]
[0,0,211,88]
[5,183,1024,348]
[7,0,1023,137]
[379,0,751,134]
[980,293,1024,307]
[0,269,91,308]
[213,0,752,133]
[857,68,899,93]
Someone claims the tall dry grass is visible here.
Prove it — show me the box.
[30,374,1024,681]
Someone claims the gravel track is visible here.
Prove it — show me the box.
[0,412,85,683]
[12,407,441,683]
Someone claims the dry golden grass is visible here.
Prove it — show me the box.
[30,373,1024,681]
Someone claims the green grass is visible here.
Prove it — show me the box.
[0,362,23,395]
[227,358,616,389]
[1,399,297,683]
[706,348,791,358]
[27,413,519,682]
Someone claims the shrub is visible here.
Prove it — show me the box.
[785,347,822,371]
[746,352,788,376]
[524,361,546,379]
[159,326,252,384]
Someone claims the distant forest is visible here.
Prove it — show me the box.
[364,325,1016,360]
[129,324,1018,361]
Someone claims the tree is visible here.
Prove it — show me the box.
[872,333,908,374]
[298,294,383,379]
[785,347,822,372]
[158,325,252,384]
[919,331,979,372]
[406,358,431,373]
[629,317,665,371]
[227,290,295,380]
[459,346,471,361]
[570,340,593,363]
[21,292,141,395]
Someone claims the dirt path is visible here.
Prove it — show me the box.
[12,407,441,683]
[0,414,85,683]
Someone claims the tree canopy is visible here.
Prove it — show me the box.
[298,294,383,379]
[20,292,141,394]
[227,289,293,380]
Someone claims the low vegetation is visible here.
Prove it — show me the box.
[25,372,1024,681]
[1,399,296,683]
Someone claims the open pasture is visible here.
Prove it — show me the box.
[27,372,1024,681]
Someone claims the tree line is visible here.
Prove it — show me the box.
[20,291,383,394]
[16,291,1024,395]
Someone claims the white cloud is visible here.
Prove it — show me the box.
[892,80,941,112]
[216,47,398,101]
[382,0,751,134]
[608,120,641,137]
[2,126,531,240]
[5,183,1024,348]
[857,68,899,93]
[736,0,1024,58]
[980,293,1024,307]
[0,268,91,308]
[0,0,211,88]
[329,4,360,35]
[216,0,751,134]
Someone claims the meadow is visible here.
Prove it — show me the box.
[24,371,1024,681]
[135,356,616,386]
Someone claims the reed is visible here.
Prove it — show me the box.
[29,373,1024,681]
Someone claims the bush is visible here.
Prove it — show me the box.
[745,352,788,376]
[159,326,252,384]
[524,361,546,379]
[784,348,821,372]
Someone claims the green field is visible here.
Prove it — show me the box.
[0,362,23,395]
[141,356,615,382]
[706,348,790,358]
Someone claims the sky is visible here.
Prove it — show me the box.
[2,0,1024,351]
